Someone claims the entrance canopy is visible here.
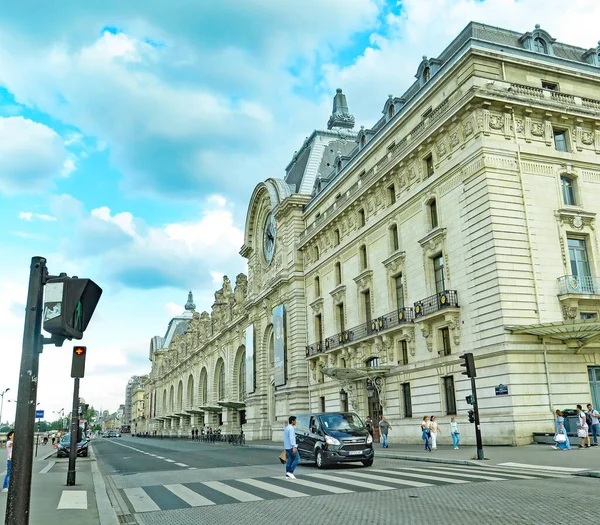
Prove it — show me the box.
[185,408,205,415]
[217,401,246,409]
[506,319,600,346]
[322,366,393,381]
[198,405,223,413]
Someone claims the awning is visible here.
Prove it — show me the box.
[217,401,246,409]
[175,412,189,417]
[185,408,205,415]
[199,405,223,413]
[506,319,600,346]
[322,366,393,381]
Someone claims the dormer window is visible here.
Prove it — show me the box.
[337,159,342,172]
[361,135,366,147]
[388,104,394,118]
[534,37,548,54]
[423,67,431,83]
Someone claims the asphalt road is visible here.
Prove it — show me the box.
[92,437,599,525]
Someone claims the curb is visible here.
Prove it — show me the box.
[243,443,486,467]
[89,445,120,525]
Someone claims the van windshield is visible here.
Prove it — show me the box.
[320,413,364,432]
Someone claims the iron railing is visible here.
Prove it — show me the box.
[414,290,459,318]
[306,307,414,357]
[557,275,599,295]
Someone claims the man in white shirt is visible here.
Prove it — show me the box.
[283,416,299,479]
[586,403,600,446]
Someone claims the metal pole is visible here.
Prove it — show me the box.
[470,376,484,460]
[5,256,46,525]
[66,378,80,486]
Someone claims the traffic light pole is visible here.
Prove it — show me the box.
[6,257,46,525]
[67,378,80,486]
[470,376,485,460]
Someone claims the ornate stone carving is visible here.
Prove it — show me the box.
[382,251,406,276]
[330,284,347,304]
[309,297,324,315]
[562,304,579,320]
[353,269,374,292]
[463,119,474,137]
[582,132,594,146]
[436,141,447,158]
[514,119,524,135]
[531,122,544,137]
[489,115,503,130]
[450,131,459,148]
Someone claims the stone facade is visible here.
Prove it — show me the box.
[145,22,600,446]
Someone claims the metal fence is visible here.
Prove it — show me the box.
[142,432,246,446]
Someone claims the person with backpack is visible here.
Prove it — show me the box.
[586,403,600,446]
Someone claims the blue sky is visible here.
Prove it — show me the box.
[1,0,599,422]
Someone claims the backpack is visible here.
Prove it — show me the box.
[586,412,593,427]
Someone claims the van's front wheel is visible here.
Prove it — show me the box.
[361,458,374,467]
[315,449,327,469]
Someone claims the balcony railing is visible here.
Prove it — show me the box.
[305,307,414,357]
[414,290,459,318]
[557,275,599,296]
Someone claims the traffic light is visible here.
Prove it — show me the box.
[465,394,475,405]
[43,276,102,340]
[468,409,475,423]
[71,346,87,378]
[459,352,476,378]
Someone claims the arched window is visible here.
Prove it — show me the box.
[358,208,366,227]
[315,276,321,296]
[218,364,225,401]
[366,357,380,368]
[238,356,246,402]
[334,228,341,246]
[361,135,366,147]
[388,104,394,118]
[423,67,431,83]
[337,159,342,172]
[199,369,207,405]
[314,246,320,261]
[561,175,577,206]
[534,37,547,54]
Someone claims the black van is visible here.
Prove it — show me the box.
[294,412,374,468]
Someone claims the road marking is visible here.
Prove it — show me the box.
[396,467,507,482]
[427,465,539,480]
[237,478,309,498]
[272,476,354,494]
[175,463,188,467]
[497,462,588,473]
[156,456,165,460]
[370,468,470,484]
[164,484,215,507]
[341,470,431,488]
[202,481,263,502]
[123,487,161,513]
[188,467,197,470]
[164,459,175,463]
[57,490,88,509]
[40,461,55,474]
[303,472,394,491]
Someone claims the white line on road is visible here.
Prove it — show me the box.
[39,461,55,474]
[202,481,263,502]
[340,470,432,488]
[272,476,354,494]
[303,472,394,491]
[123,487,161,513]
[369,468,470,484]
[237,478,309,498]
[164,459,176,463]
[164,484,215,507]
[175,463,189,467]
[497,462,588,473]
[57,490,88,510]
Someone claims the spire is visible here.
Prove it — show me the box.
[184,290,196,311]
[327,88,355,130]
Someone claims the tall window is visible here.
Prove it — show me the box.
[388,184,396,205]
[334,228,341,246]
[426,154,434,177]
[554,129,568,152]
[361,135,366,147]
[363,290,372,324]
[400,340,409,365]
[335,262,342,285]
[434,254,446,293]
[395,275,405,310]
[430,200,439,229]
[315,314,323,343]
[390,224,399,252]
[360,245,368,270]
[218,365,225,401]
[315,276,321,297]
[319,396,326,413]
[314,246,320,261]
[358,208,366,227]
[423,67,431,83]
[336,303,345,333]
[402,383,412,418]
[388,104,394,118]
[561,176,577,206]
[440,327,452,356]
[238,358,246,402]
[366,357,380,367]
[443,376,457,415]
[568,238,592,282]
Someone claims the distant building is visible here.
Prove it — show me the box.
[124,375,146,430]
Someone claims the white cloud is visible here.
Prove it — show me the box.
[164,302,183,318]
[0,116,69,194]
[19,212,57,221]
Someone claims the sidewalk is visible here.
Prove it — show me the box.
[245,439,600,471]
[0,443,117,525]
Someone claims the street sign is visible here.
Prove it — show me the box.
[495,384,509,396]
[35,410,44,419]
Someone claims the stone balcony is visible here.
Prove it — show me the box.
[557,275,600,320]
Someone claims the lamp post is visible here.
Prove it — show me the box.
[0,388,10,427]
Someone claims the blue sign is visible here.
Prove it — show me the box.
[35,410,44,419]
[495,385,509,396]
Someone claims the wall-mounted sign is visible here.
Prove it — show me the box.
[273,304,286,387]
[245,325,255,394]
[495,384,509,396]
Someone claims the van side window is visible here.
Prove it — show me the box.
[296,415,309,432]
[309,416,320,433]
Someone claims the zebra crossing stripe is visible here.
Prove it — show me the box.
[340,470,432,488]
[497,462,587,473]
[303,471,394,491]
[164,484,215,507]
[237,478,309,498]
[428,465,539,480]
[202,480,263,502]
[369,468,470,484]
[274,477,353,494]
[175,463,188,467]
[123,487,161,513]
[395,467,508,482]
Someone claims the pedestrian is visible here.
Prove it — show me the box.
[430,415,439,450]
[552,409,570,451]
[2,430,14,493]
[586,403,600,446]
[365,416,373,437]
[450,416,460,449]
[283,416,299,479]
[421,416,431,451]
[576,404,590,448]
[379,417,391,448]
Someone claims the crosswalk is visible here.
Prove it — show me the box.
[120,463,569,514]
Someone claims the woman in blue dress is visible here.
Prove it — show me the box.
[552,409,570,450]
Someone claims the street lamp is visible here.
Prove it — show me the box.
[0,388,10,428]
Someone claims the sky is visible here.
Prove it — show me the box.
[1,0,599,424]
